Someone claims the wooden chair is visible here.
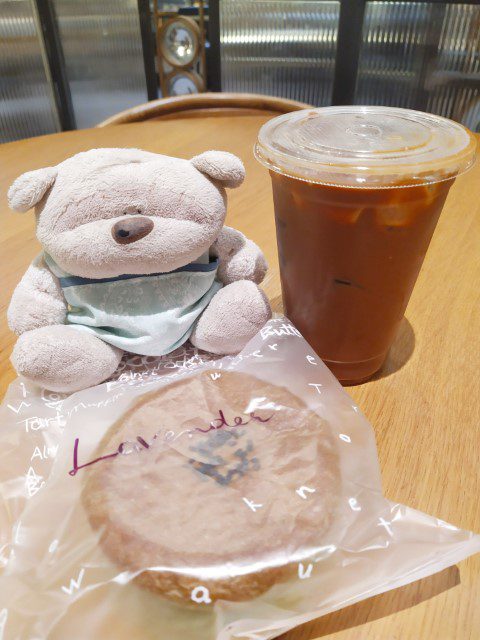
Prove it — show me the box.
[97,92,312,126]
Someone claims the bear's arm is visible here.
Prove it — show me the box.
[210,226,268,285]
[7,255,67,336]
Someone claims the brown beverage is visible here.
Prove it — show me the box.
[256,107,476,383]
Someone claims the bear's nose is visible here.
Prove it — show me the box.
[112,217,154,245]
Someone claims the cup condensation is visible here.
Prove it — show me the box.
[255,107,477,383]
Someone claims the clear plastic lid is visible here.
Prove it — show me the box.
[254,106,477,188]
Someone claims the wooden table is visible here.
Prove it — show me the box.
[0,117,479,639]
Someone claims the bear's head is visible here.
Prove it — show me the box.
[8,148,245,278]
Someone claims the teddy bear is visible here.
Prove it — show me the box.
[7,148,271,393]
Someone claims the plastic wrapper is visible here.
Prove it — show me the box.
[0,316,479,640]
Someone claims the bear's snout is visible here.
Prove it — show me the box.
[112,217,154,245]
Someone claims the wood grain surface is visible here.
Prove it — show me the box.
[0,117,479,639]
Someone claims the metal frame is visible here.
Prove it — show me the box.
[332,0,366,105]
[206,0,222,92]
[32,0,76,130]
[138,0,159,101]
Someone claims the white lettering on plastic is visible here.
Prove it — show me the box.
[210,372,221,380]
[348,497,361,511]
[61,568,85,595]
[191,586,211,604]
[31,447,43,461]
[306,355,318,365]
[25,467,45,498]
[308,383,323,394]
[242,497,263,512]
[268,343,278,351]
[296,486,316,500]
[20,416,57,433]
[260,323,301,340]
[7,401,31,414]
[378,517,394,537]
[298,562,313,579]
[31,445,58,461]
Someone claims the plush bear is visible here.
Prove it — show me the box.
[7,148,271,393]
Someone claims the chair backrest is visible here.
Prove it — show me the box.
[97,92,312,126]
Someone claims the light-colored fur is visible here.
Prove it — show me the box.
[7,254,67,335]
[190,280,270,354]
[211,227,268,285]
[12,325,123,392]
[7,148,271,392]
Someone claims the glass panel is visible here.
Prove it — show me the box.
[53,0,148,129]
[427,4,480,132]
[356,2,480,131]
[0,0,59,143]
[220,0,340,106]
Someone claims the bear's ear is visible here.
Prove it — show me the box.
[8,166,58,213]
[190,151,245,189]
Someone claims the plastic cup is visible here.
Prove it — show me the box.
[255,106,477,384]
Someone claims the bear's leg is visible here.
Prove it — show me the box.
[190,280,271,354]
[11,325,123,393]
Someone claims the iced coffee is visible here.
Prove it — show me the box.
[255,107,476,383]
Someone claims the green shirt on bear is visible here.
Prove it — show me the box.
[43,251,222,356]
